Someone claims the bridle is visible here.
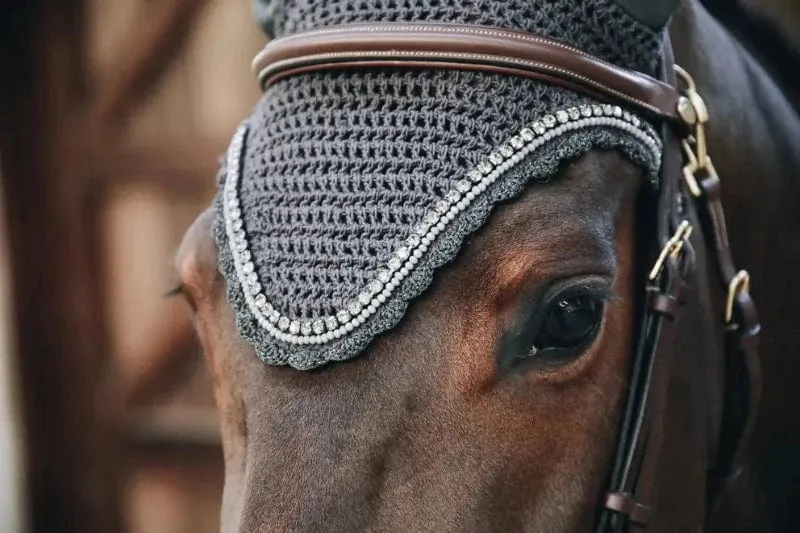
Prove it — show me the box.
[251,23,762,531]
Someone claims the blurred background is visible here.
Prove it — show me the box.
[0,1,264,532]
[0,1,798,533]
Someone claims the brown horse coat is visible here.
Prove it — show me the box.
[175,1,800,530]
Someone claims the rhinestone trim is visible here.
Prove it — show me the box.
[223,105,661,345]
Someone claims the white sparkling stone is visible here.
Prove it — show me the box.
[499,144,514,158]
[602,104,613,115]
[580,104,593,117]
[423,211,439,226]
[455,180,472,193]
[242,261,254,274]
[388,256,402,271]
[377,269,391,283]
[357,291,371,305]
[468,169,483,182]
[325,316,338,331]
[239,249,251,262]
[478,161,494,175]
[413,221,430,235]
[396,246,410,260]
[248,282,261,296]
[312,319,325,335]
[556,110,569,123]
[368,279,384,294]
[489,151,504,165]
[520,128,535,141]
[300,322,312,336]
[289,321,300,334]
[568,107,580,120]
[434,199,450,214]
[254,294,266,308]
[336,310,351,324]
[278,317,290,331]
[229,208,241,219]
[543,115,557,128]
[347,300,363,315]
[592,104,603,116]
[269,310,280,323]
[532,121,546,134]
[232,218,243,231]
[445,190,461,204]
[613,106,623,117]
[509,136,524,149]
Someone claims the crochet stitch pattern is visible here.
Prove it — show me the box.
[213,0,668,369]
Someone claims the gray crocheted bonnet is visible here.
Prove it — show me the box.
[212,0,667,370]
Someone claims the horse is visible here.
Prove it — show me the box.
[174,0,800,530]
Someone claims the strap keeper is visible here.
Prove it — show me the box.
[603,492,653,526]
[646,287,679,319]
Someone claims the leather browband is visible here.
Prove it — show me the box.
[252,23,682,123]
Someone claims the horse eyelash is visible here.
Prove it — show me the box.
[163,284,185,299]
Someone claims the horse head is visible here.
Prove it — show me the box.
[174,0,794,530]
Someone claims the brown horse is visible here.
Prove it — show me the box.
[175,1,800,531]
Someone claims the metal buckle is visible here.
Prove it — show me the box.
[724,270,751,325]
[648,220,693,281]
[681,138,720,198]
[675,66,716,198]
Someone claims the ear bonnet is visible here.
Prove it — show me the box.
[213,0,667,369]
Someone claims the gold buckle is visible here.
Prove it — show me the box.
[675,66,716,198]
[648,220,693,281]
[681,139,720,198]
[724,270,751,325]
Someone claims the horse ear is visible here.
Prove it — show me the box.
[613,0,681,30]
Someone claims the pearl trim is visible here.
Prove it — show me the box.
[223,104,661,345]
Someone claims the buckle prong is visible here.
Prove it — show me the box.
[725,270,751,325]
[648,220,693,281]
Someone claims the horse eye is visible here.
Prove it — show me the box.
[532,292,604,357]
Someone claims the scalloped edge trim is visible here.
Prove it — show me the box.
[221,104,660,347]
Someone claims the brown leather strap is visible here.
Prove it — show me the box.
[692,166,762,516]
[252,23,682,122]
[598,39,688,533]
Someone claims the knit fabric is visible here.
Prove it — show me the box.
[214,0,667,369]
[254,0,663,74]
